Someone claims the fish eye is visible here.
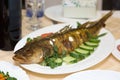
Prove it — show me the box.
[22,49,33,57]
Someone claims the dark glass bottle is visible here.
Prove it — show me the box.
[0,0,5,49]
[0,0,22,51]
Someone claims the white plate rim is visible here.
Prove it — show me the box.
[112,39,120,60]
[14,23,115,75]
[0,61,29,80]
[44,5,102,23]
[63,70,120,80]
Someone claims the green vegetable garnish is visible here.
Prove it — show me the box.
[27,37,32,42]
[0,70,17,80]
[77,22,82,28]
[40,32,107,69]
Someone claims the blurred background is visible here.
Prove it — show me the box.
[22,0,120,10]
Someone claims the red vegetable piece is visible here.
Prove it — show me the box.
[41,32,53,38]
[117,44,120,51]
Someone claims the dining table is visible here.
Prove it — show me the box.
[0,10,120,80]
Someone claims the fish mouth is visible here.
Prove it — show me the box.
[13,55,30,64]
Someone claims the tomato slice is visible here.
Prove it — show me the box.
[41,32,53,38]
[117,44,120,51]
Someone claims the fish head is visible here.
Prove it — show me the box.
[13,46,44,64]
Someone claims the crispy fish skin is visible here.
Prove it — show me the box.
[13,11,113,64]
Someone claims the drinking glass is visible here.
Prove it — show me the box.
[26,0,44,31]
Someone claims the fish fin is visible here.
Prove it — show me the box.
[57,25,72,33]
[77,22,91,29]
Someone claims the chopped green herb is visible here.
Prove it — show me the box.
[77,22,82,28]
[97,33,107,38]
[27,37,32,42]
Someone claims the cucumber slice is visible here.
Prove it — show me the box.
[75,48,90,57]
[70,51,85,60]
[79,44,94,51]
[84,41,99,47]
[89,38,100,43]
[75,48,90,55]
[70,51,80,59]
[55,58,63,66]
[63,55,77,64]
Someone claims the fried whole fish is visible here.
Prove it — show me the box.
[13,11,113,64]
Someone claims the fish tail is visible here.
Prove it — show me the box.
[90,11,113,28]
[78,11,113,30]
[85,11,113,35]
[98,11,113,24]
